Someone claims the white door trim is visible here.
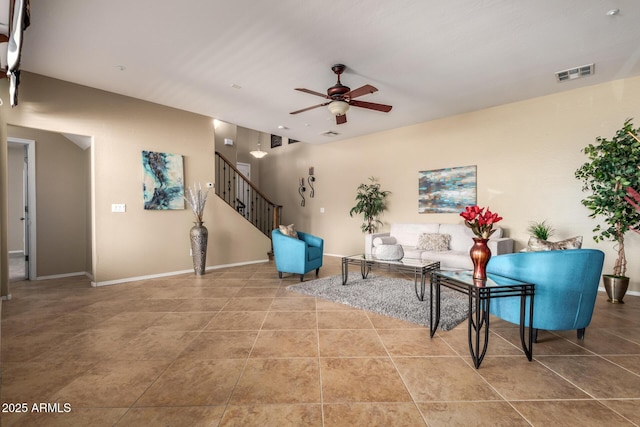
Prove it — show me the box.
[8,136,36,280]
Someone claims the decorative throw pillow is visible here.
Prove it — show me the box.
[279,224,298,238]
[372,236,397,246]
[416,233,451,251]
[527,236,583,251]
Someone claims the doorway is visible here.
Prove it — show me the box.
[7,137,35,281]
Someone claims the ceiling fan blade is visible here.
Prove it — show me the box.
[290,102,329,115]
[345,84,378,99]
[336,114,347,125]
[295,88,329,98]
[350,99,393,113]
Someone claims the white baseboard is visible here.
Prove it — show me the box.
[598,287,640,297]
[36,271,90,281]
[91,259,270,287]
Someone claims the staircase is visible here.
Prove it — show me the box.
[214,152,282,253]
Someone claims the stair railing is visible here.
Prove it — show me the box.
[214,151,282,239]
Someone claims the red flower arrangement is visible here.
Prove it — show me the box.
[460,205,503,239]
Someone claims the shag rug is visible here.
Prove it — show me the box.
[287,273,470,331]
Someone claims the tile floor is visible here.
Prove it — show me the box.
[1,256,639,426]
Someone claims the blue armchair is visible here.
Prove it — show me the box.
[486,249,605,341]
[272,229,324,281]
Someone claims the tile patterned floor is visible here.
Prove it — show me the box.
[1,256,639,426]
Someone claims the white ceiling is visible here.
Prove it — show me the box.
[18,0,640,144]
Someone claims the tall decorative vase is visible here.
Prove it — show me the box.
[470,238,491,281]
[190,221,208,275]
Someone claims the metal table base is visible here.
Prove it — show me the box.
[430,271,534,369]
[341,255,439,301]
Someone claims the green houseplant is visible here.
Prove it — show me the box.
[526,220,555,240]
[349,176,390,234]
[575,118,640,303]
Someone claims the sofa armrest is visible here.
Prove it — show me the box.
[489,237,515,255]
[365,232,390,255]
[298,231,324,250]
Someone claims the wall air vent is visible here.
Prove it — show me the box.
[321,131,340,137]
[555,64,594,82]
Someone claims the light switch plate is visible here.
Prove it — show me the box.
[112,204,126,213]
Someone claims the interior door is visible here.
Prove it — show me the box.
[22,144,30,279]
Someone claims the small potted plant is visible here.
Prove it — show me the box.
[575,119,640,303]
[349,176,390,234]
[527,220,555,241]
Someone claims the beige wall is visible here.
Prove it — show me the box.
[260,76,640,293]
[8,126,89,277]
[0,73,271,292]
[213,121,269,187]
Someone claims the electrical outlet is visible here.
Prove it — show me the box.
[111,204,126,213]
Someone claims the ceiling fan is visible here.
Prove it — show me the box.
[290,64,392,125]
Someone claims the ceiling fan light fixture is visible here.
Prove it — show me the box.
[328,100,350,116]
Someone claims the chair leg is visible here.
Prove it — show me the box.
[300,273,304,282]
[316,268,320,277]
[533,328,538,344]
[278,272,282,279]
[577,328,585,340]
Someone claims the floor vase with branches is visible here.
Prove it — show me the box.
[185,184,209,275]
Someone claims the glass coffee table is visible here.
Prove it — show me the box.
[341,254,440,301]
[430,270,535,369]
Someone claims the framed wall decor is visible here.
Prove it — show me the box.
[271,134,282,148]
[142,150,185,210]
[418,165,477,213]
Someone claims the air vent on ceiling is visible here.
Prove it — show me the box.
[321,131,340,137]
[555,64,594,82]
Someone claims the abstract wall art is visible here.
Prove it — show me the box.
[271,134,282,148]
[418,165,477,213]
[142,150,185,210]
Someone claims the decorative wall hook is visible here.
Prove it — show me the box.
[299,177,306,207]
[307,166,315,198]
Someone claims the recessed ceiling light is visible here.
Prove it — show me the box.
[321,130,339,137]
[230,83,242,89]
[278,125,289,130]
[115,65,126,71]
[606,8,620,16]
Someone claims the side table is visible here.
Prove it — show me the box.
[430,270,535,369]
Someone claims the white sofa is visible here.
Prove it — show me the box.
[365,223,515,270]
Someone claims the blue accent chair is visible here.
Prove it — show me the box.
[486,249,605,341]
[272,229,324,282]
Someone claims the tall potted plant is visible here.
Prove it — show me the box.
[349,176,390,234]
[575,119,640,303]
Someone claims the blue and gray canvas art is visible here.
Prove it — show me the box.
[142,150,184,210]
[418,165,477,213]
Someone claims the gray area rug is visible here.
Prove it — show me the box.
[287,273,470,331]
